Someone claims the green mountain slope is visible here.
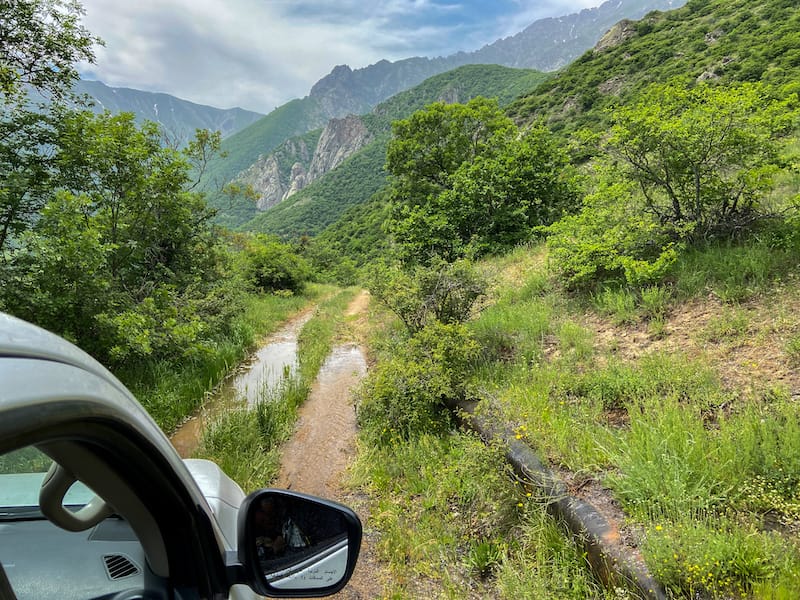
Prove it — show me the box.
[242,64,549,238]
[508,0,800,134]
[199,98,328,212]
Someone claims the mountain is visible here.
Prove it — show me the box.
[508,0,800,134]
[282,0,800,274]
[240,64,549,239]
[468,0,685,71]
[205,0,685,223]
[73,80,264,141]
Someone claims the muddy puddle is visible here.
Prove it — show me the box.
[170,310,314,458]
[275,343,367,498]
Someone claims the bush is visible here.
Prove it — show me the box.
[546,177,683,290]
[356,321,479,444]
[240,234,311,294]
[364,257,486,333]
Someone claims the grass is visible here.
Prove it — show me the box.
[353,230,800,597]
[473,237,800,596]
[349,430,615,599]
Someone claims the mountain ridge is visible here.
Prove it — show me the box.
[74,80,264,141]
[205,0,685,223]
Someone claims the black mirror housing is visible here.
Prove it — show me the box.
[234,489,362,598]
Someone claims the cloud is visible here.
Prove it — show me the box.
[77,0,605,113]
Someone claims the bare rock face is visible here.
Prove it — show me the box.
[285,162,308,198]
[239,154,285,211]
[307,115,371,182]
[594,19,638,53]
[236,115,371,212]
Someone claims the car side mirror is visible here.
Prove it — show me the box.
[235,489,362,597]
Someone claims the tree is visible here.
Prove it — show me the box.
[441,124,579,255]
[2,112,234,363]
[385,97,515,206]
[385,99,577,263]
[0,105,54,252]
[607,80,799,239]
[0,0,99,99]
[54,111,219,295]
[0,0,100,255]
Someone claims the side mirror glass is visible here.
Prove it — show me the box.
[237,489,361,597]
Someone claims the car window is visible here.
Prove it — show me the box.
[0,447,95,514]
[0,446,149,600]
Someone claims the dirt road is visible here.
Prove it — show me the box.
[275,291,389,598]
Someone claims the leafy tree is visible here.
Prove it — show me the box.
[386,97,516,206]
[441,124,579,255]
[2,111,234,364]
[0,0,99,99]
[385,99,577,262]
[0,105,54,251]
[0,0,99,254]
[546,176,683,291]
[606,80,799,239]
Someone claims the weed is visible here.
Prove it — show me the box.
[700,307,751,343]
[639,285,671,320]
[465,539,504,578]
[593,287,638,325]
[557,321,594,360]
[643,516,800,598]
[785,333,800,365]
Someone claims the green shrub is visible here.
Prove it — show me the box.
[546,178,683,291]
[356,322,479,444]
[240,234,311,293]
[365,257,486,333]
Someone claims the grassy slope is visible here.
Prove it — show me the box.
[508,0,800,134]
[342,2,800,596]
[241,65,550,239]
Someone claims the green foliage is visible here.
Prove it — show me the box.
[607,79,799,238]
[238,233,311,293]
[508,0,800,135]
[546,177,683,290]
[0,111,236,367]
[386,99,578,264]
[0,0,99,99]
[356,321,479,444]
[365,258,486,334]
[386,97,515,203]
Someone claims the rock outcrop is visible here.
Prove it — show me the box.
[236,115,371,211]
[307,116,370,182]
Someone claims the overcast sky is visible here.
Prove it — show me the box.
[78,0,603,114]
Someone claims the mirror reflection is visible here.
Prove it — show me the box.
[252,492,350,590]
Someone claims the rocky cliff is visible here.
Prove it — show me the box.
[238,116,371,210]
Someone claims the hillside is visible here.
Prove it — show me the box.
[74,80,263,141]
[204,0,684,224]
[241,65,549,238]
[508,0,800,133]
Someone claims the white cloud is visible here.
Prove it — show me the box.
[77,0,606,113]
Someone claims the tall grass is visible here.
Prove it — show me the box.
[129,289,318,432]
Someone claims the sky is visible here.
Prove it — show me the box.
[77,0,603,115]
